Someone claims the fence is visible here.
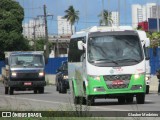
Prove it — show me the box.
[0,49,160,75]
[149,48,160,74]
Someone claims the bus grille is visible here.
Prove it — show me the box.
[103,74,131,89]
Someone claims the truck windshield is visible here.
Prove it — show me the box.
[88,35,143,66]
[10,54,44,67]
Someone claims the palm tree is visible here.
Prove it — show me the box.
[98,10,112,26]
[63,5,79,35]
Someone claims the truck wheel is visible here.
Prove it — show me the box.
[9,87,14,95]
[39,87,44,94]
[126,96,133,103]
[5,87,8,94]
[86,96,95,106]
[118,97,125,104]
[34,89,38,94]
[146,85,149,94]
[136,93,145,104]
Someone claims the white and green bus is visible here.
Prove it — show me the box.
[68,26,150,105]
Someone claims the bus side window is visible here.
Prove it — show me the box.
[68,37,85,62]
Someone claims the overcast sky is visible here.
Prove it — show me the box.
[17,0,158,35]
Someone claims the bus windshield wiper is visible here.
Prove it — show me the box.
[116,58,139,62]
[92,59,118,64]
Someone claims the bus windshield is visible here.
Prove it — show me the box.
[88,35,143,66]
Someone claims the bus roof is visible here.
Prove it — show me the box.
[72,26,133,38]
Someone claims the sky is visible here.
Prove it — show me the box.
[16,0,159,35]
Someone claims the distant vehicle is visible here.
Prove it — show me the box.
[1,51,46,95]
[55,61,69,93]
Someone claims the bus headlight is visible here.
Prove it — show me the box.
[134,74,140,79]
[11,72,17,77]
[63,75,68,79]
[89,75,101,81]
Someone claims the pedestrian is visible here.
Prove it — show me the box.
[156,70,160,94]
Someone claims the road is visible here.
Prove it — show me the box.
[0,82,160,112]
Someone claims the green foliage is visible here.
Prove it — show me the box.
[30,38,52,53]
[147,32,160,48]
[0,0,30,60]
[63,5,79,34]
[98,9,113,26]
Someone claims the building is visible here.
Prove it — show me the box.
[132,3,156,28]
[57,16,74,35]
[151,5,160,18]
[111,11,119,26]
[22,19,45,39]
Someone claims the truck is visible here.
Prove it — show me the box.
[1,51,46,95]
[68,26,150,105]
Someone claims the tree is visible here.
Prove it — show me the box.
[147,32,160,48]
[0,0,30,60]
[63,5,79,35]
[98,10,112,26]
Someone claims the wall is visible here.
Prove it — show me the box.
[149,48,160,74]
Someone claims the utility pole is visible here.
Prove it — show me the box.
[37,5,53,62]
[43,4,49,61]
[118,0,120,26]
[157,0,159,32]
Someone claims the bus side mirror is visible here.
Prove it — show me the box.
[145,38,150,47]
[78,41,86,50]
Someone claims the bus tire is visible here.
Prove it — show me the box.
[136,93,145,104]
[118,97,125,104]
[146,85,149,94]
[74,96,80,104]
[86,96,95,106]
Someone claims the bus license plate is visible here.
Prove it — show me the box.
[24,82,32,86]
[112,80,124,85]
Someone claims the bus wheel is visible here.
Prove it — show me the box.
[118,97,125,104]
[136,93,145,104]
[74,96,80,104]
[146,85,149,94]
[126,96,133,103]
[86,96,95,106]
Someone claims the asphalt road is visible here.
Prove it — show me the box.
[0,82,160,112]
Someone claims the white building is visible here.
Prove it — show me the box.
[22,19,45,39]
[132,3,156,28]
[57,16,74,35]
[111,11,119,26]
